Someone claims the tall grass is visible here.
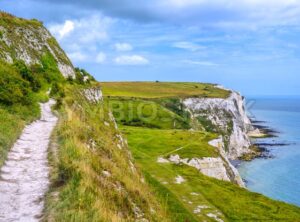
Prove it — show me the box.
[44,86,171,221]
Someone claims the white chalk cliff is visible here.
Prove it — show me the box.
[183,90,253,160]
[169,87,254,186]
[0,17,75,77]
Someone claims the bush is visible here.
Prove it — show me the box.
[0,62,31,105]
[50,82,65,98]
[74,67,95,84]
[41,52,64,83]
[14,60,42,92]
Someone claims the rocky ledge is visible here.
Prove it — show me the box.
[183,90,253,160]
[178,87,259,186]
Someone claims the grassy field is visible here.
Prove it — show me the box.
[100,82,300,221]
[107,98,190,129]
[122,127,219,159]
[122,126,300,221]
[99,82,230,99]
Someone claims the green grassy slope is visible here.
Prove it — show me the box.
[107,98,190,129]
[44,86,172,221]
[101,82,300,221]
[0,12,72,167]
[99,82,230,99]
[123,127,300,221]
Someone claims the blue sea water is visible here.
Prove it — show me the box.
[238,97,300,206]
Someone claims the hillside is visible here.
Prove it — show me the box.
[0,12,300,222]
[0,11,71,167]
[0,12,74,77]
[0,12,171,221]
[100,81,300,221]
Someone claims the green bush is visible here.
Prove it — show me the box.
[74,67,95,84]
[50,82,65,98]
[41,52,64,83]
[0,62,31,105]
[14,60,42,92]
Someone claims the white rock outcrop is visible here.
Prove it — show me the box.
[0,23,75,78]
[209,137,245,187]
[183,91,253,159]
[168,154,231,182]
[83,87,103,103]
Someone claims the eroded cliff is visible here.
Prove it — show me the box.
[184,89,253,160]
[0,12,75,77]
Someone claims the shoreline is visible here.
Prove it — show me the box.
[236,117,292,184]
[239,118,288,162]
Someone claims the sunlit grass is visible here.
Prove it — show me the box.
[123,125,300,221]
[99,82,230,99]
[44,86,172,221]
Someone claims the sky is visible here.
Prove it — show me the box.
[1,0,300,96]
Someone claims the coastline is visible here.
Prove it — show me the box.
[236,98,300,206]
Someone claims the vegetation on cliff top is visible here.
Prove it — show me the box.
[101,83,300,221]
[99,82,230,99]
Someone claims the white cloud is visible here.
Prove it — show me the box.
[48,15,113,64]
[45,0,300,28]
[76,16,111,43]
[114,43,133,51]
[114,55,149,65]
[182,59,219,66]
[48,15,112,44]
[49,20,74,40]
[67,51,88,62]
[96,52,107,63]
[173,42,205,51]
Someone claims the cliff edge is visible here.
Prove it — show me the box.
[184,89,253,160]
[0,12,75,77]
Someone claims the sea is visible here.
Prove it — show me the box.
[238,97,300,207]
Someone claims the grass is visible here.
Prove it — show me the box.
[107,98,190,129]
[122,127,219,159]
[0,92,46,168]
[122,126,300,221]
[99,82,230,99]
[0,109,24,167]
[44,86,172,221]
[100,81,300,220]
[0,60,50,167]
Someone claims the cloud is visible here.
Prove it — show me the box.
[48,14,112,44]
[67,51,88,62]
[114,43,133,51]
[182,60,219,66]
[95,52,107,63]
[40,0,300,28]
[48,14,113,65]
[49,20,74,40]
[114,55,149,65]
[173,42,205,51]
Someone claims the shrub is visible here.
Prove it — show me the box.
[0,62,31,105]
[14,60,42,92]
[41,52,64,83]
[50,82,65,98]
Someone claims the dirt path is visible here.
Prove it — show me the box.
[0,100,57,222]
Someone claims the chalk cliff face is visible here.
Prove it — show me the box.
[161,136,245,187]
[183,90,253,160]
[0,13,75,77]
